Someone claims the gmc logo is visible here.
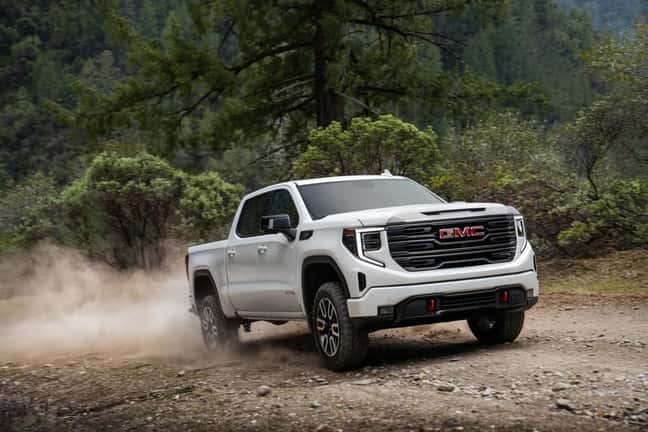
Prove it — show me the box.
[439,225,485,239]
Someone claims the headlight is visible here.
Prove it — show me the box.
[342,228,385,267]
[514,216,527,252]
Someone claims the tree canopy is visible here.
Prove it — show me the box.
[0,1,645,266]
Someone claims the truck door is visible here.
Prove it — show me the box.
[226,189,301,316]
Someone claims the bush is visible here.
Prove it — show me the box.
[558,179,648,254]
[292,115,440,182]
[56,151,242,269]
[176,172,243,243]
[0,173,57,253]
[427,112,581,256]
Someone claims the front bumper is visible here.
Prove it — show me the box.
[347,268,539,318]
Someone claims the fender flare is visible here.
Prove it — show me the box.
[301,255,350,299]
[192,269,219,299]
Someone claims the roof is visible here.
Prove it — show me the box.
[293,174,405,186]
[242,174,408,199]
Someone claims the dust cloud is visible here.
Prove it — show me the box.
[0,244,205,361]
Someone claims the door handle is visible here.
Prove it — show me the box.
[227,249,236,258]
[257,245,268,254]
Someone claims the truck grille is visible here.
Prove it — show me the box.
[387,215,516,271]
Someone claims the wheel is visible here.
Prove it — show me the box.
[198,294,239,353]
[467,311,525,344]
[312,281,369,371]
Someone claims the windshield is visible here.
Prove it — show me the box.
[298,178,444,219]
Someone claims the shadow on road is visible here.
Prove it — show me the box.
[231,326,529,370]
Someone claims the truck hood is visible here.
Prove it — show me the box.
[321,202,518,227]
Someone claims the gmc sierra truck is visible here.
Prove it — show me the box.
[186,174,539,371]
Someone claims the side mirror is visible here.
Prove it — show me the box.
[261,214,296,241]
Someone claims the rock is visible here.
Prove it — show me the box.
[350,379,373,385]
[552,382,571,392]
[256,385,272,397]
[481,388,494,397]
[315,425,342,432]
[437,384,456,392]
[556,399,576,412]
[311,400,322,408]
[176,370,186,377]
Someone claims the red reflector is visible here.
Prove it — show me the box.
[426,298,436,312]
[500,290,509,303]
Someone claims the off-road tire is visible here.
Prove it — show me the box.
[467,311,525,344]
[198,294,239,353]
[312,281,369,371]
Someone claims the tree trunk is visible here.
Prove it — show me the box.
[313,0,343,127]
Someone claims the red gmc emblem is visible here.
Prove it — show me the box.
[439,225,485,239]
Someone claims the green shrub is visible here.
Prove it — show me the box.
[558,179,648,253]
[56,151,242,269]
[176,172,243,243]
[0,173,57,253]
[292,115,440,182]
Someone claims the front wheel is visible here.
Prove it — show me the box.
[312,282,369,371]
[198,294,239,353]
[467,310,525,344]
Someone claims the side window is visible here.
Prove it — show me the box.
[236,192,271,237]
[269,189,300,228]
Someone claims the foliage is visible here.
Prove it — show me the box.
[556,0,646,32]
[558,179,648,252]
[461,0,598,122]
[292,115,439,181]
[427,112,580,255]
[0,173,58,253]
[63,0,520,154]
[0,1,645,267]
[56,151,242,269]
[0,0,111,187]
[429,110,647,256]
[562,23,647,192]
[176,172,243,243]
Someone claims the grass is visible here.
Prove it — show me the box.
[540,249,648,295]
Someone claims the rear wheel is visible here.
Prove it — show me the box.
[468,311,525,344]
[198,294,239,353]
[312,282,368,371]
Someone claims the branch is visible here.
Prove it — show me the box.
[348,18,464,47]
[335,91,381,115]
[247,139,306,166]
[273,94,315,117]
[357,85,406,95]
[227,41,313,73]
[171,87,224,118]
[218,19,236,55]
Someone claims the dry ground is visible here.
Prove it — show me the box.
[1,251,647,431]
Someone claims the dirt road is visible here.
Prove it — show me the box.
[1,293,647,432]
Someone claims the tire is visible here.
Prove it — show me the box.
[198,294,239,353]
[311,281,369,371]
[467,311,525,344]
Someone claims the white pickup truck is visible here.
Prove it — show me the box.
[186,174,539,370]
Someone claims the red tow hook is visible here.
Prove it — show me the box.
[500,290,509,303]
